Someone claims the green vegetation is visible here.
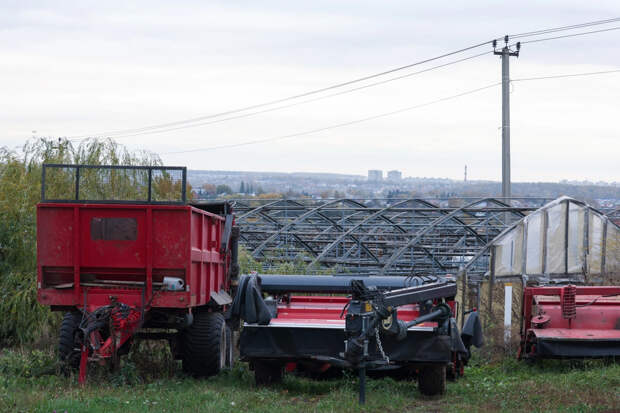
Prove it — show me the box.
[1,347,618,412]
[0,138,161,345]
[215,184,233,195]
[238,246,330,275]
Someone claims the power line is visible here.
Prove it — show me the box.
[510,17,620,39]
[68,41,493,140]
[161,65,620,155]
[101,51,492,140]
[512,68,620,82]
[161,82,501,155]
[64,18,620,141]
[520,26,620,44]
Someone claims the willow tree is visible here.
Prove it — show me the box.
[0,137,163,345]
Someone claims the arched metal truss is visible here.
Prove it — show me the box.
[232,198,554,277]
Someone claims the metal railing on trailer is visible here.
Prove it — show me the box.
[41,163,187,205]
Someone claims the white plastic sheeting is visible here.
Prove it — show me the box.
[545,202,566,275]
[567,202,585,274]
[525,212,543,274]
[492,197,620,278]
[494,224,523,276]
[588,213,604,274]
[606,224,620,274]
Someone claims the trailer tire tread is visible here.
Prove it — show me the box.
[418,364,446,396]
[59,312,82,371]
[224,325,234,369]
[181,311,225,377]
[254,361,283,386]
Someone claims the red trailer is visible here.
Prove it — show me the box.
[37,164,239,382]
[518,285,620,359]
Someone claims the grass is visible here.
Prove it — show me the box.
[1,347,619,413]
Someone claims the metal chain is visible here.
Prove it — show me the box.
[375,330,390,364]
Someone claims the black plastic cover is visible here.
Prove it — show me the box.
[461,311,484,349]
[226,275,272,325]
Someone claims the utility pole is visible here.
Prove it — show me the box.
[493,36,520,201]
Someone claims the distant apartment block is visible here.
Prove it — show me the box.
[387,170,402,181]
[368,170,383,182]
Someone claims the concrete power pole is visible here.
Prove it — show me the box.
[493,36,520,200]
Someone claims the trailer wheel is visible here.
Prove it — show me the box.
[181,311,226,377]
[254,361,283,385]
[418,364,446,396]
[58,312,82,372]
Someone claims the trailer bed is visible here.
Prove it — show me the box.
[37,202,231,311]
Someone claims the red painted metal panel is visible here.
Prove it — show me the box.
[152,208,188,269]
[522,286,620,333]
[519,285,620,358]
[532,298,620,330]
[146,207,153,301]
[269,296,440,327]
[531,328,620,340]
[37,203,230,311]
[37,207,74,267]
[72,207,80,304]
[79,207,147,268]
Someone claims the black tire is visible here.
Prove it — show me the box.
[181,311,226,377]
[58,312,82,372]
[224,325,234,369]
[418,364,447,396]
[254,361,283,385]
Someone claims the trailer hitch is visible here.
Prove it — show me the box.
[343,279,456,404]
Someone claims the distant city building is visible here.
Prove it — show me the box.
[387,170,402,181]
[368,170,383,182]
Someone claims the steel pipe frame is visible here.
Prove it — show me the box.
[247,199,380,263]
[233,198,540,277]
[308,199,488,269]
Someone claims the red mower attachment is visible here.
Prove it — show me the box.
[37,164,239,383]
[519,285,620,359]
[229,274,483,404]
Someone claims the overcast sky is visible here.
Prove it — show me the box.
[1,1,619,182]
